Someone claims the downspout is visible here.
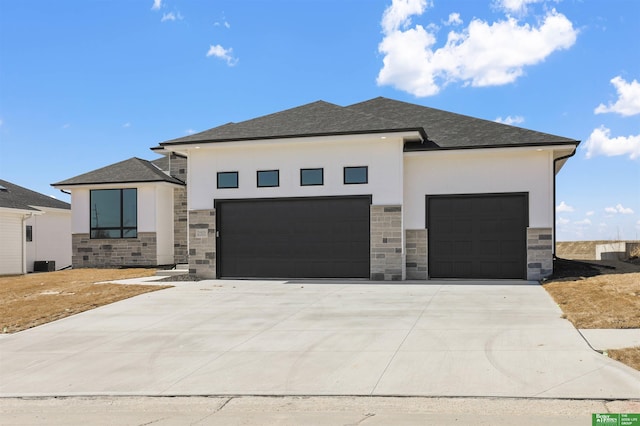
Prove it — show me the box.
[552,148,579,258]
[21,212,35,274]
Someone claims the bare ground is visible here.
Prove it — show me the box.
[0,269,170,333]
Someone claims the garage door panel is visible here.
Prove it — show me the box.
[218,197,370,278]
[428,194,527,279]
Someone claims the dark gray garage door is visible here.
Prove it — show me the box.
[427,193,528,279]
[216,197,370,278]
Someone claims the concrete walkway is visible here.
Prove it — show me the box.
[1,280,639,399]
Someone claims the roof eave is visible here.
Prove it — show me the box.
[52,179,185,189]
[404,140,580,152]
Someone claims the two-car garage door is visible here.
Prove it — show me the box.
[427,193,528,279]
[216,197,370,278]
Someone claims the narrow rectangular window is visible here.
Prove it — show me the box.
[217,171,239,189]
[257,170,279,187]
[344,166,368,184]
[26,225,33,242]
[90,188,137,239]
[300,168,323,186]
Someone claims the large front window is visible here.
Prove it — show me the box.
[90,189,137,238]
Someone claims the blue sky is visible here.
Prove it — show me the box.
[0,0,638,241]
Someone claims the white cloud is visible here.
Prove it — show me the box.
[161,12,183,22]
[206,44,238,66]
[556,201,574,212]
[215,20,231,29]
[185,129,196,135]
[494,0,544,14]
[584,126,640,160]
[594,76,640,116]
[377,1,577,97]
[604,204,634,215]
[586,211,594,216]
[445,13,462,26]
[574,218,591,226]
[151,0,162,11]
[495,115,524,125]
[61,123,71,129]
[556,217,570,225]
[123,122,131,128]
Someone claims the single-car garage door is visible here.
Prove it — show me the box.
[216,196,370,278]
[427,193,528,279]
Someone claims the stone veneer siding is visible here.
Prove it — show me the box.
[370,205,405,281]
[405,229,428,279]
[169,154,188,264]
[188,209,216,279]
[72,232,157,267]
[527,227,553,281]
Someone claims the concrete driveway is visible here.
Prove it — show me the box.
[1,280,639,398]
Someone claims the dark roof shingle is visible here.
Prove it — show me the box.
[0,179,70,211]
[160,97,577,149]
[52,157,185,187]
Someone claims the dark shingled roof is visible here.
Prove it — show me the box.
[0,179,70,211]
[52,157,185,187]
[160,97,578,149]
[161,100,426,145]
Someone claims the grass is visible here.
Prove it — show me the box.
[543,271,640,371]
[0,269,170,333]
[543,272,640,329]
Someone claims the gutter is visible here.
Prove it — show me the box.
[552,147,579,257]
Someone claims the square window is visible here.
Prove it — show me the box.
[344,166,368,184]
[217,171,239,189]
[300,168,323,186]
[26,225,33,242]
[257,170,279,187]
[90,188,137,239]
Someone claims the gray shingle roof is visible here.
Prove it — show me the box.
[52,157,185,187]
[0,179,70,211]
[160,97,578,149]
[347,97,578,149]
[161,100,426,145]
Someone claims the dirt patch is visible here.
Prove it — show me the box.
[608,347,640,371]
[0,269,170,333]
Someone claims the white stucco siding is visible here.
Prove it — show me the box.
[69,183,170,234]
[0,210,25,275]
[187,136,405,209]
[25,208,72,271]
[403,148,553,229]
[155,185,174,265]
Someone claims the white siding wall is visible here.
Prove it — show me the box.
[25,208,72,272]
[187,136,405,209]
[0,211,25,275]
[155,185,174,264]
[403,148,553,229]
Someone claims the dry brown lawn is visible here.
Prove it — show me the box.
[543,272,640,329]
[608,347,640,371]
[0,269,170,333]
[544,272,640,371]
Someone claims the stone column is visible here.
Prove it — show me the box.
[169,154,188,264]
[406,229,428,279]
[188,209,216,279]
[370,205,405,281]
[527,227,553,281]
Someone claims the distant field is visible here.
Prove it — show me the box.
[556,240,640,260]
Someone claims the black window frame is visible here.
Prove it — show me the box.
[257,169,280,188]
[90,188,138,239]
[300,168,324,186]
[344,166,368,185]
[26,225,33,242]
[217,171,239,189]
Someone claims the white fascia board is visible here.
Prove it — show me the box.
[161,131,423,154]
[28,206,71,214]
[53,181,182,191]
[0,206,42,215]
[404,144,578,158]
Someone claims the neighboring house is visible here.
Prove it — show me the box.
[53,97,579,281]
[0,179,71,275]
